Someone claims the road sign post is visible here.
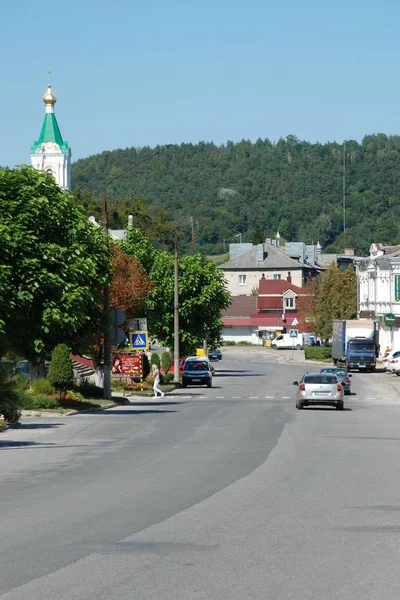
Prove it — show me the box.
[129,331,149,351]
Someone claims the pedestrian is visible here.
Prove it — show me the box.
[152,363,164,397]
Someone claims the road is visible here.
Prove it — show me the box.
[1,348,400,599]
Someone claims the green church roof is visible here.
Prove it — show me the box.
[30,113,70,155]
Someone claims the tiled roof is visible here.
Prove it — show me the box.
[222,296,257,318]
[258,277,305,295]
[219,244,310,270]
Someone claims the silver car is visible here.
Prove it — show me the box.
[293,372,344,410]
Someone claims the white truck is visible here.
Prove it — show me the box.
[271,332,314,350]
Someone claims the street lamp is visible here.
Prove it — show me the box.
[173,237,180,383]
[102,150,160,399]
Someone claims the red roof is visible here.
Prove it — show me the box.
[258,276,305,295]
[257,297,284,310]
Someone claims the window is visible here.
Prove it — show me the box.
[285,297,295,309]
[273,274,281,280]
[239,274,247,285]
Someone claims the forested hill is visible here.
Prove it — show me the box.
[71,134,400,255]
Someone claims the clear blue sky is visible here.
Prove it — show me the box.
[1,0,399,167]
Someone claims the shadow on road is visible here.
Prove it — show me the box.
[301,407,353,411]
[19,423,64,429]
[96,409,178,415]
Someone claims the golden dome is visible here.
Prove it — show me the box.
[43,85,56,106]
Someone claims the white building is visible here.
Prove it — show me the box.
[356,243,400,352]
[30,78,71,189]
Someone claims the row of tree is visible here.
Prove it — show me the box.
[0,167,230,379]
[71,134,400,256]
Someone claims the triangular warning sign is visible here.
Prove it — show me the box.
[133,334,145,346]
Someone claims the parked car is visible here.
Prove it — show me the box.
[182,357,212,388]
[382,351,395,371]
[390,354,400,376]
[385,351,400,373]
[0,360,17,375]
[208,348,222,361]
[11,360,51,379]
[320,367,352,395]
[293,372,344,410]
[168,358,186,374]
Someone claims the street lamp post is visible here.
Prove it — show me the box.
[173,238,180,383]
[102,150,160,399]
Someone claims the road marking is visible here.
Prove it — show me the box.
[282,396,291,399]
[199,396,207,399]
[265,396,274,398]
[216,396,225,399]
[249,396,258,399]
[232,396,241,399]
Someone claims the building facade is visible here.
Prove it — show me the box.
[30,79,71,189]
[356,243,400,352]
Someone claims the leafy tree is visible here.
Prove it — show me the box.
[47,344,74,400]
[0,167,111,378]
[146,252,231,356]
[0,367,21,424]
[150,353,160,367]
[110,244,153,320]
[314,265,357,340]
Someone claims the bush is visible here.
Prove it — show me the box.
[47,344,74,400]
[304,347,332,360]
[21,394,60,410]
[30,377,55,396]
[150,353,160,367]
[0,366,22,423]
[237,341,253,346]
[163,372,174,383]
[161,351,171,374]
[223,341,236,346]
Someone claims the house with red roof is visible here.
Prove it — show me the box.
[222,273,314,344]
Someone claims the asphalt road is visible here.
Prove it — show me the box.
[1,348,400,599]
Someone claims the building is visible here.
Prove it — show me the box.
[219,240,320,297]
[356,243,400,352]
[30,77,71,189]
[221,274,313,344]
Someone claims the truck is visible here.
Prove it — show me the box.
[332,319,379,371]
[271,332,315,350]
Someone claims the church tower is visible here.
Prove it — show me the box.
[30,73,71,189]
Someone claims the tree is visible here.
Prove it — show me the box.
[0,167,111,377]
[47,344,74,400]
[146,252,231,356]
[314,265,357,340]
[109,244,153,320]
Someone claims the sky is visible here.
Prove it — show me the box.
[1,0,400,167]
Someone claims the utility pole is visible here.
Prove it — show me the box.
[173,238,180,383]
[343,141,346,250]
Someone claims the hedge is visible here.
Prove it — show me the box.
[304,347,332,360]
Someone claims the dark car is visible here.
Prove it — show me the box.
[182,357,212,388]
[208,348,222,361]
[320,367,352,395]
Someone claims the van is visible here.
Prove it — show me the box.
[182,357,212,388]
[271,333,314,350]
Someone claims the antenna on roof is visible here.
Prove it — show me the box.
[48,66,51,87]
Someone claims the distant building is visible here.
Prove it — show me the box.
[219,239,322,297]
[221,273,313,344]
[356,242,400,352]
[30,75,71,189]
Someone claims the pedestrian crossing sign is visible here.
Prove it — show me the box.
[129,331,149,350]
[289,329,298,338]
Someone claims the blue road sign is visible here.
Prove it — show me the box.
[130,331,149,350]
[289,329,298,338]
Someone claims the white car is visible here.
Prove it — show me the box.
[382,351,395,371]
[390,352,400,375]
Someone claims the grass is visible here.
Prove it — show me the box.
[21,397,129,415]
[206,253,229,265]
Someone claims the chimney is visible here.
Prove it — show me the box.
[344,248,355,256]
[287,271,292,283]
[128,214,133,228]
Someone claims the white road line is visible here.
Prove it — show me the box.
[216,396,225,399]
[282,396,291,399]
[232,396,241,399]
[265,396,274,399]
[249,396,258,399]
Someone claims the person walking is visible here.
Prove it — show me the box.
[152,363,164,397]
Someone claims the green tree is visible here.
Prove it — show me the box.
[47,344,74,400]
[161,351,171,374]
[146,252,231,356]
[314,265,357,340]
[0,167,111,378]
